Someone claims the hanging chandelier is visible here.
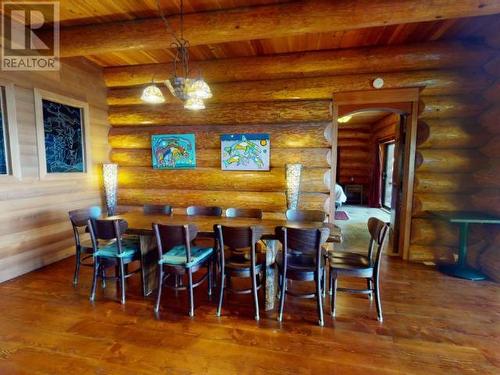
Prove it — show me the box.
[141,0,212,110]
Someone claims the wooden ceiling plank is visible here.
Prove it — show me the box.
[46,0,500,57]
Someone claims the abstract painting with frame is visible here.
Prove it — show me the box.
[34,89,90,178]
[221,133,270,171]
[151,134,196,169]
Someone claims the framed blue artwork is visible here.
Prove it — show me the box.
[0,101,6,175]
[0,82,21,180]
[221,133,270,171]
[35,89,90,178]
[151,134,196,169]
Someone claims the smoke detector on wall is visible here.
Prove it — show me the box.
[372,77,384,89]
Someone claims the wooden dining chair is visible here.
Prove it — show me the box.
[285,208,328,294]
[275,226,330,326]
[143,204,173,215]
[153,223,214,316]
[328,217,390,322]
[68,206,102,285]
[285,209,326,222]
[225,208,263,219]
[187,206,223,216]
[88,218,143,304]
[214,224,265,321]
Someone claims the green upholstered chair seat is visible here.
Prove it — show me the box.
[94,238,140,259]
[159,245,213,267]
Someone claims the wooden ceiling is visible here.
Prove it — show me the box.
[30,0,499,68]
[341,111,392,125]
[85,15,500,67]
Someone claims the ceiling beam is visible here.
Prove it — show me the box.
[103,41,494,87]
[51,0,500,57]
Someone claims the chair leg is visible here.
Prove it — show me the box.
[187,268,194,317]
[277,271,286,322]
[154,266,163,313]
[330,272,338,317]
[101,267,106,289]
[73,248,81,286]
[322,267,327,298]
[115,265,120,291]
[329,266,333,295]
[216,272,225,317]
[251,264,260,321]
[90,258,99,301]
[316,270,324,327]
[119,260,126,305]
[374,275,383,322]
[207,258,213,298]
[174,274,179,296]
[367,278,373,300]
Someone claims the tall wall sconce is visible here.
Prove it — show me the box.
[285,163,302,209]
[103,163,118,216]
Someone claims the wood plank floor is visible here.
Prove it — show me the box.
[0,256,498,374]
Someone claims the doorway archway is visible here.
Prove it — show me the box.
[330,88,420,258]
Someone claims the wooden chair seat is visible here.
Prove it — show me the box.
[94,238,141,261]
[159,245,214,267]
[328,256,373,277]
[277,253,325,281]
[224,252,266,273]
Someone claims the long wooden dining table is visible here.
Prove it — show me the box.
[113,212,342,310]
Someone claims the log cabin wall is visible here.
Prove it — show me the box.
[337,122,371,202]
[411,39,499,280]
[0,58,109,283]
[105,40,498,272]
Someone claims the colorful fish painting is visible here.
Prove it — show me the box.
[151,134,196,169]
[221,134,270,171]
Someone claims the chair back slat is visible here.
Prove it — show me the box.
[215,225,263,250]
[285,209,326,222]
[143,204,173,215]
[68,206,102,227]
[153,223,198,263]
[275,226,329,256]
[366,217,390,267]
[88,218,128,255]
[187,206,222,216]
[225,208,263,219]
[89,218,128,240]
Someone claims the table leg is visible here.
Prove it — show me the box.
[437,222,486,281]
[265,240,278,311]
[139,234,157,296]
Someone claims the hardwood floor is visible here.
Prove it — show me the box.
[0,256,498,374]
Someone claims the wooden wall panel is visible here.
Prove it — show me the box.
[107,69,493,105]
[0,59,109,283]
[111,147,330,168]
[109,101,331,126]
[109,123,330,149]
[119,189,287,212]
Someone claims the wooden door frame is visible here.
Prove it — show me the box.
[330,88,420,259]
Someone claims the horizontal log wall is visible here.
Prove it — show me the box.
[0,59,109,282]
[105,40,498,267]
[337,122,371,201]
[410,41,498,276]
